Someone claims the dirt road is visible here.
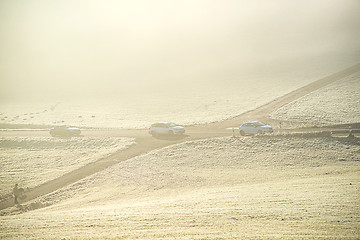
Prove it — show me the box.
[1,63,359,210]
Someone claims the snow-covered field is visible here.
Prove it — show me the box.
[0,62,360,238]
[271,72,360,125]
[1,59,359,129]
[1,136,359,239]
[1,0,360,238]
[0,137,134,198]
[1,62,360,239]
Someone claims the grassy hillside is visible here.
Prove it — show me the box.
[270,72,360,125]
[0,137,134,199]
[1,136,359,239]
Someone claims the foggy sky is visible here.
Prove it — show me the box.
[1,0,359,102]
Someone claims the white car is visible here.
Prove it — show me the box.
[239,121,273,136]
[149,122,185,136]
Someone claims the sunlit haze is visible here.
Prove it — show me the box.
[1,0,359,102]
[1,1,360,238]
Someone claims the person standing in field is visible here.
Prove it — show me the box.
[13,184,20,204]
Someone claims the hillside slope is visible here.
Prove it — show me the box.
[1,136,359,239]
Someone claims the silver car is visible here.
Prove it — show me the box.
[239,121,273,136]
[149,122,185,136]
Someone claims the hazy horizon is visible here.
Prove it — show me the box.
[1,0,360,102]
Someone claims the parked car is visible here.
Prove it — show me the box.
[149,122,185,136]
[50,125,81,137]
[239,121,273,136]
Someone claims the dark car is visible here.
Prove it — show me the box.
[50,125,81,137]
